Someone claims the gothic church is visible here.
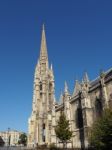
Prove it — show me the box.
[28,25,112,149]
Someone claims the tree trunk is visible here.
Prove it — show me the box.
[63,141,66,150]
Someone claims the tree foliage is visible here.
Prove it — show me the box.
[55,112,72,148]
[18,133,27,146]
[89,108,112,150]
[0,136,5,147]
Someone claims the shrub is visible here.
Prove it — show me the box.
[49,143,57,150]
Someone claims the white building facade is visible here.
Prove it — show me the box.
[0,130,23,146]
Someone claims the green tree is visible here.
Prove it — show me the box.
[0,136,5,147]
[18,133,27,146]
[55,112,72,149]
[89,108,112,150]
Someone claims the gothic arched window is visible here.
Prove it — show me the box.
[95,97,102,118]
[76,107,83,128]
[109,93,112,108]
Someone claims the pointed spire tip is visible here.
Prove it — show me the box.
[64,81,68,93]
[83,71,89,83]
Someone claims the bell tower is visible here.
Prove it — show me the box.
[28,25,55,146]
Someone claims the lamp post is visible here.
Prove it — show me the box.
[8,128,10,147]
[7,128,10,150]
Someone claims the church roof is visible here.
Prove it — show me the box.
[69,68,112,103]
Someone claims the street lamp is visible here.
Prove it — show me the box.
[8,128,10,146]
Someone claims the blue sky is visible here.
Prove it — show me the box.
[0,0,112,132]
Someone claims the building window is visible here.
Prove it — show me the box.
[95,97,102,117]
[109,93,112,108]
[39,82,42,91]
[42,123,45,142]
[76,107,83,128]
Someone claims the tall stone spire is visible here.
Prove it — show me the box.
[40,24,48,60]
[39,24,49,75]
[28,25,55,146]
